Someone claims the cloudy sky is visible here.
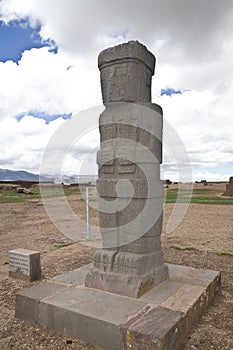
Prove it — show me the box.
[0,0,233,181]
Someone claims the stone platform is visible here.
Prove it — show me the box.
[15,264,220,350]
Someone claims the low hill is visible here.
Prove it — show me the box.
[0,169,52,182]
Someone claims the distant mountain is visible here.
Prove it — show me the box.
[61,175,98,185]
[0,169,98,184]
[0,168,52,182]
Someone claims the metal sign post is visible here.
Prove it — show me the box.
[86,187,90,240]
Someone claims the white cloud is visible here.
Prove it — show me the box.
[0,47,101,119]
[0,0,233,180]
[0,115,66,171]
[160,89,233,181]
[2,0,233,61]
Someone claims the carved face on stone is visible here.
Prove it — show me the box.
[100,60,152,103]
[98,41,155,104]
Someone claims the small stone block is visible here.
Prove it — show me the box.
[161,284,205,313]
[169,265,221,289]
[141,280,183,304]
[167,263,192,278]
[9,248,41,282]
[127,306,187,350]
[186,268,220,282]
[52,264,92,286]
[39,286,147,350]
[15,281,69,323]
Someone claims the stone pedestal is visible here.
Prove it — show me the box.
[15,263,221,350]
[85,41,168,298]
[223,176,233,196]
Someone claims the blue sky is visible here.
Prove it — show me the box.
[16,111,72,123]
[160,88,181,96]
[0,0,232,181]
[0,18,64,125]
[0,20,57,62]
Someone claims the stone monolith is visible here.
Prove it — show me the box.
[85,41,168,298]
[223,177,233,196]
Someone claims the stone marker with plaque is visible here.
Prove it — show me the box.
[9,248,41,282]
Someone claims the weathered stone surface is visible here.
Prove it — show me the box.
[15,281,69,323]
[140,279,183,304]
[169,265,221,286]
[16,187,24,193]
[38,286,147,350]
[126,306,187,350]
[223,176,233,196]
[96,178,163,198]
[85,264,168,299]
[53,264,92,286]
[9,248,41,282]
[15,263,221,350]
[16,187,33,194]
[167,263,192,277]
[161,284,206,313]
[98,41,155,103]
[85,41,168,297]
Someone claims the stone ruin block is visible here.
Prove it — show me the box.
[223,176,233,196]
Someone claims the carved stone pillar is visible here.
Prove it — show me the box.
[85,41,168,298]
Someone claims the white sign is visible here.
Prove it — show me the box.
[9,251,30,275]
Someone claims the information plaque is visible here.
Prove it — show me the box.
[8,248,41,281]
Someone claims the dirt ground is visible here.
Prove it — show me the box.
[0,183,232,350]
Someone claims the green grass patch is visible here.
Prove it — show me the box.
[54,243,73,249]
[216,251,233,257]
[0,187,41,203]
[1,184,233,205]
[0,185,80,203]
[191,197,233,205]
[171,245,199,252]
[165,188,233,205]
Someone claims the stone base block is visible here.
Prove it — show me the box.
[15,264,220,350]
[85,249,169,298]
[85,264,168,298]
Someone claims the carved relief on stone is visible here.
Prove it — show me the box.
[85,41,168,298]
